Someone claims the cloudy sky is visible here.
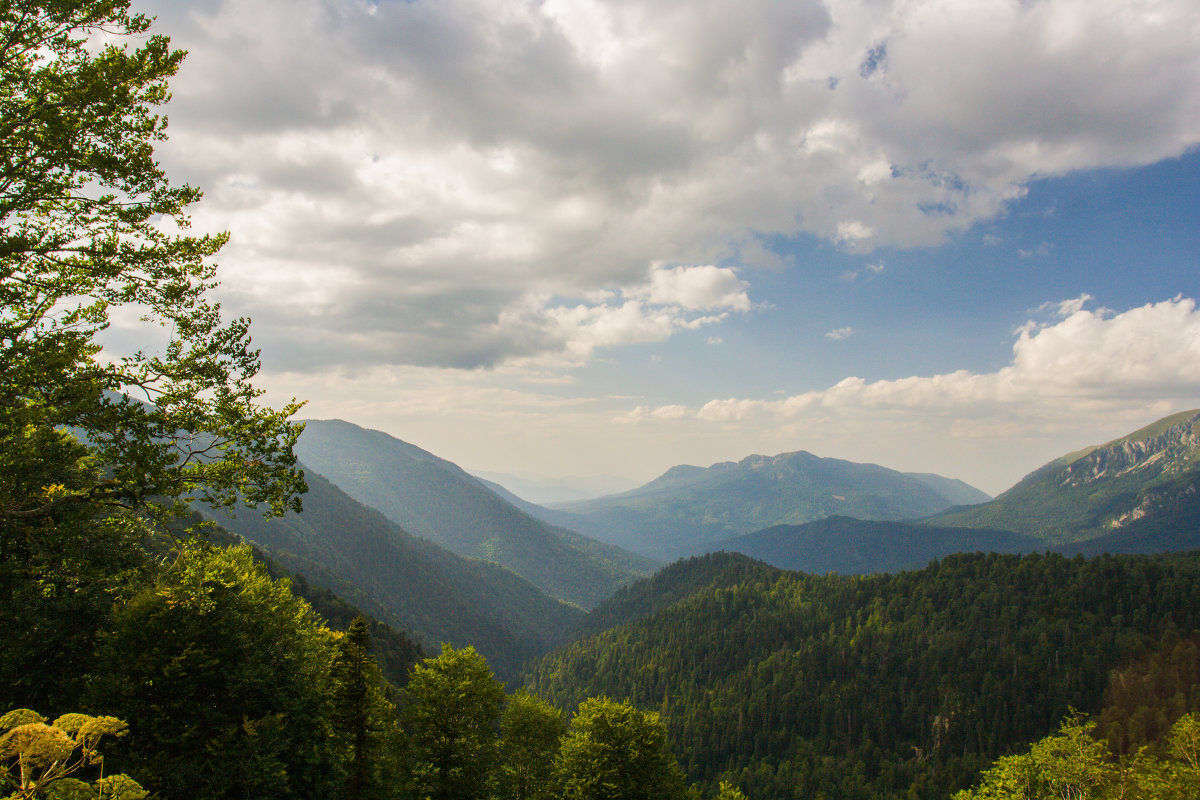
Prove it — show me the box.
[128,0,1200,497]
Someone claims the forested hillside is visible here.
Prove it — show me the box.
[206,467,582,679]
[526,551,1200,799]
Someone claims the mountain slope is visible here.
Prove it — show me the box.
[205,465,582,680]
[525,550,1200,799]
[929,409,1200,544]
[712,515,1039,574]
[293,419,652,608]
[535,451,990,560]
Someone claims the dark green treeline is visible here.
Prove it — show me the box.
[524,550,1200,799]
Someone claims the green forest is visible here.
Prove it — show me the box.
[526,551,1200,798]
[3,2,1200,799]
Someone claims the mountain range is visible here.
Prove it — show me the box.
[293,419,656,609]
[666,409,1200,573]
[521,450,991,560]
[204,408,1200,679]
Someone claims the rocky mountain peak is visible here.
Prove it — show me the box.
[1060,410,1200,488]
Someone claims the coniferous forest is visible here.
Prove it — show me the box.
[3,3,1200,800]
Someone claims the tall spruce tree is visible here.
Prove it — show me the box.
[328,615,408,800]
[332,617,373,799]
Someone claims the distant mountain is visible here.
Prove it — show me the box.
[929,409,1200,544]
[205,465,583,680]
[712,515,1038,574]
[294,419,654,609]
[530,450,990,560]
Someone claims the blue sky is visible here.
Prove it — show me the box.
[127,0,1200,496]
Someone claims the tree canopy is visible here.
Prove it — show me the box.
[954,712,1200,800]
[405,644,506,800]
[0,0,304,528]
[555,697,689,800]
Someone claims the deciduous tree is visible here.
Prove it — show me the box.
[0,0,304,529]
[94,543,337,800]
[497,689,565,800]
[555,697,689,800]
[405,644,505,800]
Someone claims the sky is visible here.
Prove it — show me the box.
[123,0,1200,497]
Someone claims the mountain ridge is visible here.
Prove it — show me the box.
[533,449,990,560]
[294,419,654,609]
[929,409,1200,543]
[204,463,583,680]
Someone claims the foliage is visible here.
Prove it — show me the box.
[404,644,506,800]
[329,617,406,800]
[526,551,1200,799]
[92,543,340,800]
[954,712,1200,800]
[0,0,303,529]
[0,708,145,799]
[715,781,749,800]
[496,689,565,800]
[0,428,148,713]
[554,697,689,800]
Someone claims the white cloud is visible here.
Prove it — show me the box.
[626,296,1200,489]
[494,264,754,367]
[132,0,1200,370]
[825,327,855,341]
[633,264,752,311]
[688,296,1200,415]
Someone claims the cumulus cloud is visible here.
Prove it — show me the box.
[135,0,1200,370]
[611,296,1200,491]
[633,295,1200,433]
[632,265,753,312]
[825,327,855,341]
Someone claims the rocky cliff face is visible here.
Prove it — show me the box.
[1060,411,1200,488]
[1052,411,1200,531]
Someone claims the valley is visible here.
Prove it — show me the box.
[186,408,1200,798]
